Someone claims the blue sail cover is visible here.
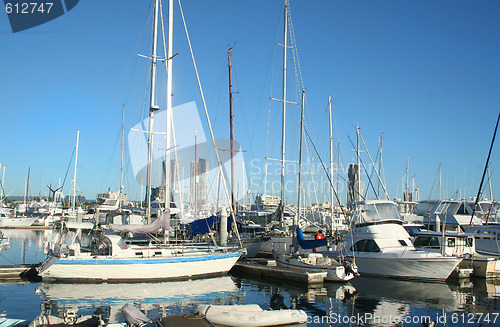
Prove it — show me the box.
[296,228,327,249]
[189,215,219,235]
[188,215,239,236]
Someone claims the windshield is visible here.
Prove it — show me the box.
[357,202,402,223]
[479,202,498,214]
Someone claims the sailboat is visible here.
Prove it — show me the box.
[38,0,243,283]
[272,90,355,282]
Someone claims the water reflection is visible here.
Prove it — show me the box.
[1,229,499,326]
[37,276,239,323]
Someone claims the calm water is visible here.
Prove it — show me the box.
[1,229,499,326]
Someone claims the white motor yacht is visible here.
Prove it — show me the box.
[326,200,462,282]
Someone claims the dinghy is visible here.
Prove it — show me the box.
[195,304,307,327]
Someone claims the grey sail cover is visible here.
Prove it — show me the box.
[121,303,151,325]
[108,209,170,233]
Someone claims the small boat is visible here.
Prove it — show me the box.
[0,317,26,327]
[121,303,214,327]
[273,251,355,282]
[195,303,307,327]
[0,211,36,228]
[273,228,356,282]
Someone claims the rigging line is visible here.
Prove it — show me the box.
[428,165,440,201]
[230,55,252,155]
[304,125,348,221]
[365,148,381,198]
[346,135,376,201]
[301,128,319,207]
[83,7,155,168]
[177,0,241,245]
[259,26,280,158]
[469,113,500,225]
[287,1,305,99]
[289,14,319,155]
[99,119,123,193]
[60,147,76,192]
[117,4,153,105]
[359,132,390,200]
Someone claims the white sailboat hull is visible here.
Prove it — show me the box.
[0,217,36,227]
[40,252,242,282]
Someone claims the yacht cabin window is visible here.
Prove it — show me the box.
[457,204,468,215]
[414,236,440,249]
[479,202,498,215]
[398,240,408,246]
[434,202,459,215]
[351,239,380,252]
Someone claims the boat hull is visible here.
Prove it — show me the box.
[196,304,308,327]
[0,217,37,228]
[462,257,500,278]
[273,252,354,282]
[352,254,461,281]
[40,252,242,282]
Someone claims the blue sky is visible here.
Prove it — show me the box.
[1,0,499,204]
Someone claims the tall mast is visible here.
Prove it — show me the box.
[356,125,361,202]
[72,130,79,212]
[337,142,341,195]
[406,154,410,201]
[120,104,125,209]
[263,161,268,197]
[228,48,235,213]
[295,90,305,252]
[25,167,30,205]
[280,0,289,226]
[439,164,442,200]
[328,95,334,227]
[1,165,5,204]
[378,132,384,197]
[146,0,160,223]
[164,0,173,213]
[194,131,198,220]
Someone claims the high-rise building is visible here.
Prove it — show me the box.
[190,158,209,210]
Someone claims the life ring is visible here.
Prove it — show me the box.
[315,232,324,240]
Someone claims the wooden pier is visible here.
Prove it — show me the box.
[230,259,327,284]
[0,264,39,281]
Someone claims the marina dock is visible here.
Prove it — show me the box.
[0,264,39,281]
[230,258,327,284]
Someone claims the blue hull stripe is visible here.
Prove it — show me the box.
[55,252,242,265]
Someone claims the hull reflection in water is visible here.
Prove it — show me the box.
[351,277,463,312]
[37,276,238,323]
